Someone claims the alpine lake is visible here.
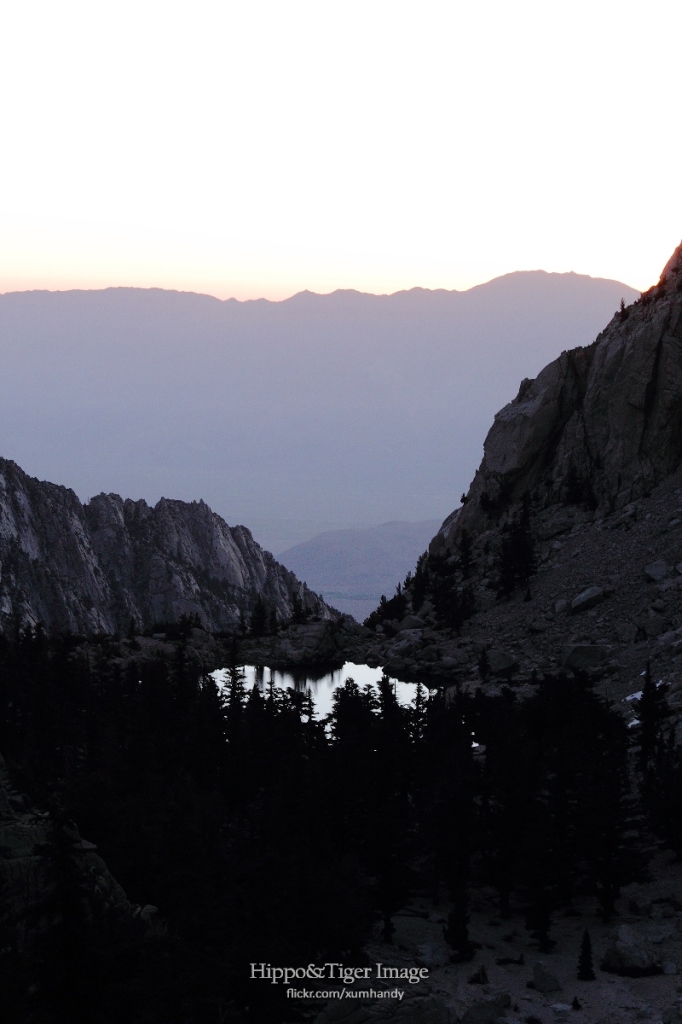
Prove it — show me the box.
[211,662,419,719]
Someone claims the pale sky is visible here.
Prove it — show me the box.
[1,0,680,300]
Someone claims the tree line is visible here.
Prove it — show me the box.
[0,625,676,1022]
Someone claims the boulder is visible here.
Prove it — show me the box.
[648,924,674,945]
[399,615,426,630]
[562,645,607,671]
[486,649,519,676]
[600,923,661,977]
[441,652,468,670]
[645,560,670,583]
[532,961,562,993]
[570,585,605,612]
[538,515,574,540]
[388,630,423,656]
[628,894,653,917]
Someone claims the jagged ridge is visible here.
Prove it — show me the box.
[0,458,333,634]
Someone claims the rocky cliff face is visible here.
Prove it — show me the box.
[434,241,682,553]
[0,752,147,953]
[352,242,682,699]
[0,458,333,634]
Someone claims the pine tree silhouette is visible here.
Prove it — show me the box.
[577,929,596,980]
[250,596,267,636]
[458,528,473,579]
[478,648,490,682]
[497,494,535,596]
[639,660,669,774]
[443,890,475,962]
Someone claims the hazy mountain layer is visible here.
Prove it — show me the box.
[0,273,638,552]
[278,519,440,621]
[0,458,332,634]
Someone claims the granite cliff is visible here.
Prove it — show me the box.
[436,241,682,553]
[0,457,333,634]
[351,241,682,702]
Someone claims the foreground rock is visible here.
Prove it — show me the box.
[0,752,151,952]
[532,961,562,992]
[601,924,661,977]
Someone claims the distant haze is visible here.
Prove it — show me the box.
[278,520,441,622]
[0,272,638,553]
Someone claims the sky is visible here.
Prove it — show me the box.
[1,0,681,301]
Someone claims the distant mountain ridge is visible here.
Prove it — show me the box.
[0,271,639,553]
[278,519,441,621]
[0,458,332,634]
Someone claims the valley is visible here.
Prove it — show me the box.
[2,244,682,1024]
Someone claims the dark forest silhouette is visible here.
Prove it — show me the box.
[0,625,676,1022]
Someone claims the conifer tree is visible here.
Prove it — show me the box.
[577,929,596,980]
[443,886,475,961]
[458,528,473,579]
[250,596,268,637]
[639,660,669,774]
[410,682,428,746]
[410,552,430,610]
[497,494,535,596]
[525,883,555,953]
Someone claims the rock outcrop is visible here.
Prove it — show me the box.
[354,242,682,702]
[434,241,682,554]
[601,924,662,977]
[241,618,362,668]
[0,752,146,952]
[0,458,334,634]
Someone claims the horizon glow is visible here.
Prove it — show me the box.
[1,0,681,301]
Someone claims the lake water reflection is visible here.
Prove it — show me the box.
[211,662,418,719]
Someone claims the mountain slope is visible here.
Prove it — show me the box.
[0,273,639,551]
[435,241,682,554]
[0,457,332,634]
[349,241,682,698]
